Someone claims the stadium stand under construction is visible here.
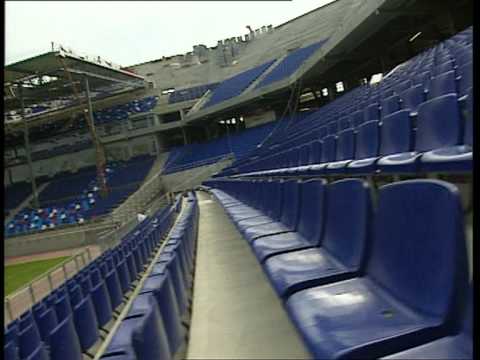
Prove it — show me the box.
[3,0,474,359]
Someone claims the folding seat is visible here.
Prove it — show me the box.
[383,282,472,359]
[381,94,401,118]
[420,89,472,173]
[309,135,336,175]
[5,324,19,347]
[105,267,124,311]
[155,252,189,316]
[19,324,48,360]
[230,180,284,227]
[399,84,425,114]
[347,120,380,174]
[240,180,301,242]
[285,180,468,359]
[350,110,365,128]
[457,62,472,98]
[327,121,338,135]
[35,307,58,343]
[309,140,322,165]
[428,70,456,98]
[378,94,462,174]
[252,179,326,263]
[364,102,380,122]
[338,117,351,130]
[103,294,170,360]
[138,274,184,356]
[433,60,455,75]
[49,316,83,360]
[4,341,18,360]
[72,295,100,353]
[324,128,355,174]
[68,284,83,307]
[263,179,371,298]
[116,257,132,295]
[54,294,73,322]
[89,269,114,329]
[393,79,412,94]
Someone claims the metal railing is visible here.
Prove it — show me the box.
[4,246,101,326]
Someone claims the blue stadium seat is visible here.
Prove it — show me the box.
[19,324,45,360]
[382,283,472,359]
[324,128,355,174]
[347,120,380,174]
[457,62,472,98]
[72,295,100,352]
[309,135,336,175]
[380,94,401,118]
[400,84,425,114]
[4,341,19,360]
[420,88,472,172]
[428,70,456,98]
[285,180,468,359]
[378,94,462,173]
[263,179,371,298]
[252,179,326,263]
[241,180,301,242]
[35,307,58,343]
[138,274,185,357]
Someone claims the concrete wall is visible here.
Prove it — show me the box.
[4,222,115,257]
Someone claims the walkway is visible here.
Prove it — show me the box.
[186,191,310,359]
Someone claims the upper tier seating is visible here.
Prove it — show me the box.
[203,60,276,108]
[256,40,328,89]
[5,156,155,237]
[218,27,472,178]
[93,96,158,125]
[168,83,218,104]
[162,122,276,174]
[5,181,34,211]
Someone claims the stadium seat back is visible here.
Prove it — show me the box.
[379,110,413,155]
[321,135,336,163]
[322,179,371,269]
[367,180,468,318]
[49,316,83,360]
[297,179,327,245]
[335,128,355,161]
[416,94,462,152]
[280,180,301,230]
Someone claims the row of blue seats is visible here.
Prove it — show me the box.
[100,192,199,360]
[203,59,276,108]
[221,28,472,177]
[256,40,328,89]
[235,90,472,177]
[204,178,472,359]
[168,83,218,104]
[4,203,179,360]
[163,122,276,174]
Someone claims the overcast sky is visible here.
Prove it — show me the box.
[6,0,335,67]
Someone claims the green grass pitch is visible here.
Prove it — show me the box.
[5,256,70,296]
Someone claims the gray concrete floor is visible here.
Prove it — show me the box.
[186,191,310,360]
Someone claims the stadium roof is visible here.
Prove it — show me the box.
[4,49,149,133]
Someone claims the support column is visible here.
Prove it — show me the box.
[84,77,108,197]
[19,85,39,208]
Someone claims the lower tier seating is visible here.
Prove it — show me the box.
[204,177,472,359]
[4,195,187,360]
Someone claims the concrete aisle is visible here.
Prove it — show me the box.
[186,191,310,359]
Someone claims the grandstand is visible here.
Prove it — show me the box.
[3,0,473,359]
